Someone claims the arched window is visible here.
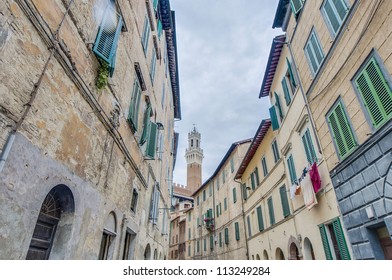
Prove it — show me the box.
[275,248,285,260]
[289,242,301,260]
[144,244,151,260]
[26,185,75,260]
[99,212,117,260]
[263,250,269,260]
[256,254,260,260]
[303,237,315,260]
[153,249,158,260]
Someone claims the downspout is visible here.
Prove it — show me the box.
[234,178,249,260]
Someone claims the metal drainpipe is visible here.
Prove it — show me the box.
[234,178,249,260]
[0,0,76,173]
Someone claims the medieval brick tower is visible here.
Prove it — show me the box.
[185,126,203,193]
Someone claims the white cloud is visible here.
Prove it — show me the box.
[171,0,282,185]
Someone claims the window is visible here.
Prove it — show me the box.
[247,216,252,237]
[224,198,227,211]
[290,0,305,17]
[256,206,264,232]
[122,231,136,260]
[242,183,248,200]
[261,157,268,176]
[209,185,212,197]
[354,57,392,129]
[217,176,220,190]
[141,16,150,53]
[203,190,206,201]
[219,203,222,215]
[188,212,191,222]
[150,47,157,83]
[275,92,284,121]
[267,197,275,226]
[235,222,240,241]
[128,78,142,132]
[286,58,297,94]
[130,189,138,213]
[219,232,222,247]
[230,158,235,173]
[319,218,351,260]
[327,100,357,159]
[269,106,280,131]
[232,187,237,203]
[197,240,200,253]
[93,4,123,77]
[287,154,297,185]
[224,228,229,244]
[188,245,191,257]
[302,128,317,164]
[222,169,226,184]
[149,183,160,224]
[210,235,214,250]
[254,167,260,186]
[204,238,206,252]
[250,172,256,190]
[197,195,199,206]
[188,228,191,240]
[145,121,158,159]
[322,0,349,36]
[279,185,290,218]
[140,103,152,145]
[305,29,324,75]
[197,217,200,227]
[272,140,280,163]
[216,204,219,218]
[282,77,291,106]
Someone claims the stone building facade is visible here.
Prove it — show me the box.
[274,0,392,259]
[0,0,180,260]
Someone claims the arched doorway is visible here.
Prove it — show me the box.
[275,248,285,260]
[263,250,269,260]
[303,238,315,260]
[289,242,301,260]
[153,249,158,260]
[256,254,260,260]
[26,185,75,260]
[144,244,151,260]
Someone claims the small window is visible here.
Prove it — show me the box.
[302,128,317,164]
[196,240,200,253]
[327,100,357,159]
[247,216,252,237]
[150,47,157,83]
[230,158,235,173]
[224,228,229,244]
[242,183,248,200]
[305,29,324,75]
[219,232,222,247]
[222,169,226,184]
[232,187,237,203]
[210,235,214,250]
[354,57,392,129]
[267,197,275,226]
[279,185,290,218]
[235,222,240,241]
[203,190,206,201]
[290,0,305,18]
[197,195,200,206]
[254,167,260,186]
[203,238,206,252]
[130,189,138,213]
[287,154,297,185]
[141,16,151,54]
[319,218,351,259]
[149,183,160,224]
[272,140,280,163]
[322,0,349,36]
[224,198,227,211]
[262,157,268,177]
[256,206,264,232]
[128,78,142,132]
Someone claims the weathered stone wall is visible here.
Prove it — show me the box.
[0,0,176,259]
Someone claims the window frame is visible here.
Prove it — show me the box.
[304,28,325,76]
[321,0,350,38]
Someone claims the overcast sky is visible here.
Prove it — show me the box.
[170,0,282,186]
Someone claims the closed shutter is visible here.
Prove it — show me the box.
[255,167,260,185]
[269,106,280,131]
[204,239,206,251]
[251,173,256,190]
[128,79,141,131]
[282,78,291,106]
[242,184,248,200]
[262,157,268,176]
[275,92,284,121]
[355,58,392,128]
[235,222,240,240]
[286,58,297,89]
[332,218,351,260]
[224,198,227,211]
[279,185,290,218]
[324,0,340,33]
[224,228,229,244]
[268,197,275,226]
[256,206,264,232]
[290,0,304,15]
[210,235,214,250]
[233,187,237,203]
[287,155,297,184]
[247,216,252,237]
[93,7,123,77]
[327,102,356,158]
[216,205,219,217]
[302,128,317,164]
[140,105,151,145]
[157,20,163,40]
[145,122,158,158]
[219,232,222,247]
[319,224,333,260]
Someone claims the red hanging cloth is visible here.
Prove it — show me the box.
[309,162,321,193]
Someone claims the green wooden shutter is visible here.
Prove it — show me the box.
[327,102,356,158]
[188,228,191,240]
[282,78,291,106]
[140,105,151,145]
[141,16,150,53]
[319,224,333,260]
[268,197,275,225]
[224,198,227,211]
[262,157,268,176]
[224,228,229,244]
[256,206,264,232]
[255,167,260,185]
[247,216,252,237]
[197,217,200,226]
[219,232,222,247]
[93,7,123,76]
[269,106,280,131]
[145,122,157,158]
[287,155,297,184]
[279,185,290,218]
[203,238,206,251]
[235,222,240,240]
[355,58,392,128]
[233,187,237,203]
[332,218,351,260]
[275,92,284,121]
[251,173,256,190]
[242,183,248,200]
[286,58,297,89]
[157,20,163,40]
[290,0,304,15]
[153,0,159,10]
[216,205,219,217]
[128,79,141,131]
[230,158,235,173]
[210,235,214,250]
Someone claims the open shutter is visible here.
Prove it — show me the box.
[319,224,333,260]
[355,58,392,128]
[279,185,290,218]
[274,92,284,121]
[232,187,237,203]
[255,167,260,185]
[286,58,297,89]
[282,78,291,106]
[128,79,141,131]
[250,173,256,190]
[290,0,304,15]
[242,183,248,200]
[140,105,151,145]
[157,20,163,40]
[145,122,158,158]
[327,102,356,158]
[268,197,275,225]
[332,218,351,260]
[302,133,312,164]
[235,222,240,240]
[256,206,264,232]
[153,0,159,10]
[287,155,297,184]
[247,216,252,237]
[210,235,214,250]
[224,228,229,244]
[269,106,280,131]
[216,205,219,217]
[93,7,122,76]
